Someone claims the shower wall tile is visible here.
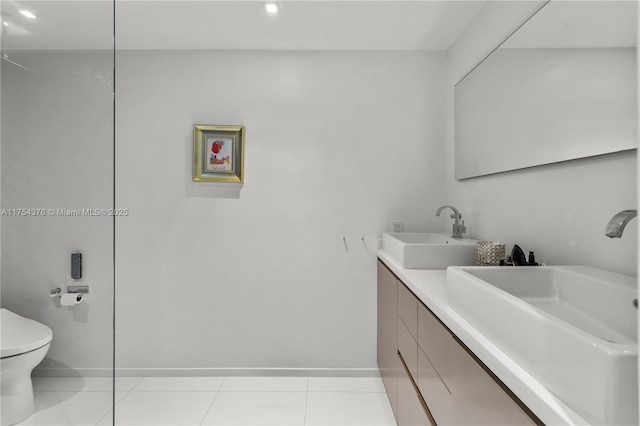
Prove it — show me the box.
[1,52,114,373]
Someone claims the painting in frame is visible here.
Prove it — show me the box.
[193,125,245,183]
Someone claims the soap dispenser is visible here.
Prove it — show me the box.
[507,245,539,266]
[511,245,527,266]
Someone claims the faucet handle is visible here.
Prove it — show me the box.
[451,220,467,238]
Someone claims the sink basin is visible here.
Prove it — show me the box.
[382,233,477,269]
[447,266,638,425]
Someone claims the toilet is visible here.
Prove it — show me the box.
[1,308,53,426]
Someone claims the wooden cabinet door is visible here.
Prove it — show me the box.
[377,261,399,418]
[398,314,418,380]
[417,303,452,386]
[398,354,434,426]
[418,347,452,425]
[449,337,537,426]
[398,283,418,339]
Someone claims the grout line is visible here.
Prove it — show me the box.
[95,377,144,425]
[303,376,310,425]
[198,377,227,426]
[127,376,144,392]
[95,407,111,426]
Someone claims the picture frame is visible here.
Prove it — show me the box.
[193,125,245,183]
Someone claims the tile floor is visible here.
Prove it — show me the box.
[19,376,396,426]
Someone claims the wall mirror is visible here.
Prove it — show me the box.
[454,1,638,180]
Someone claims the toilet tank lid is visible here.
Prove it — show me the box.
[1,308,52,358]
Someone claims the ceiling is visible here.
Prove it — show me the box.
[504,0,637,49]
[1,1,486,51]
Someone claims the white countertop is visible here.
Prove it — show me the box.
[377,249,590,426]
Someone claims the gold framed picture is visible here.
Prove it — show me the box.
[193,125,245,183]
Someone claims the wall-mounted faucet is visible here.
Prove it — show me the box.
[605,209,637,238]
[436,205,466,238]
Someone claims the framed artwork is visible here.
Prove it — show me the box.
[193,125,245,183]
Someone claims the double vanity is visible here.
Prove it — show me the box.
[377,233,638,426]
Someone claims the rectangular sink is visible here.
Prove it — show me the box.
[447,266,638,425]
[382,233,477,269]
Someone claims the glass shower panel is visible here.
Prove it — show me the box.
[1,1,115,425]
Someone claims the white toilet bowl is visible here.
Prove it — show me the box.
[1,308,53,426]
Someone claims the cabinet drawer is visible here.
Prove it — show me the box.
[398,283,418,339]
[418,302,452,386]
[418,347,452,425]
[398,354,434,426]
[449,337,536,426]
[398,315,418,381]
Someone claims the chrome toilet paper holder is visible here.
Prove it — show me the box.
[50,286,89,298]
[67,285,89,294]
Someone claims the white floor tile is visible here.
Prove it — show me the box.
[19,376,397,426]
[305,392,396,426]
[20,391,124,426]
[116,377,144,392]
[308,377,386,393]
[220,376,308,392]
[201,391,307,425]
[133,376,226,392]
[99,391,216,425]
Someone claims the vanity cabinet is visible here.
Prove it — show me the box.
[377,260,540,426]
[378,261,399,418]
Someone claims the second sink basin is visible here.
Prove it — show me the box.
[447,265,638,425]
[382,233,477,269]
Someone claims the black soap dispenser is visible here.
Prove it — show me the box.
[511,245,527,266]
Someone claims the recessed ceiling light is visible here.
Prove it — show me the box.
[264,2,279,15]
[19,9,36,19]
[2,21,8,27]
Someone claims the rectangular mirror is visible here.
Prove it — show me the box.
[454,1,638,180]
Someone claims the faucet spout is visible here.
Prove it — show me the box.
[605,209,637,238]
[436,205,466,238]
[436,205,459,219]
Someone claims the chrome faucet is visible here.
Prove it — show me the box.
[436,205,466,238]
[605,209,637,238]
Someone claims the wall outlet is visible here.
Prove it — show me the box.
[392,221,404,233]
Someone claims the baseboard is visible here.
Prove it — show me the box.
[33,368,113,377]
[34,367,381,378]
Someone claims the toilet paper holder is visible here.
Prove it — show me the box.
[67,285,89,294]
[49,286,89,298]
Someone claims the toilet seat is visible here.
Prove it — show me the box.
[1,308,53,358]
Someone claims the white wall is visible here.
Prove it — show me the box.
[114,50,447,371]
[1,52,114,374]
[445,1,638,277]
